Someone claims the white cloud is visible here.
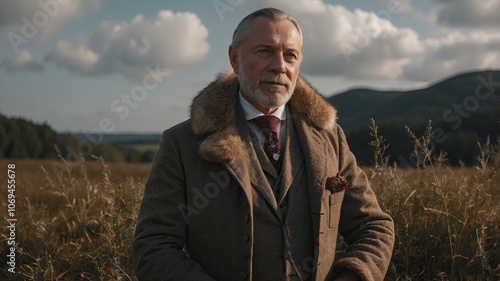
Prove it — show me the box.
[434,0,500,28]
[0,0,100,51]
[263,0,423,79]
[260,0,500,83]
[45,37,99,74]
[1,49,44,72]
[44,10,210,80]
[403,31,500,81]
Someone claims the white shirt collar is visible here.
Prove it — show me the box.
[238,92,287,121]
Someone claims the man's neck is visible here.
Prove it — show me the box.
[240,91,277,115]
[238,92,286,121]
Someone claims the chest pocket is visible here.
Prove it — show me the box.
[328,191,344,228]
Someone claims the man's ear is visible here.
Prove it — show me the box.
[228,45,239,74]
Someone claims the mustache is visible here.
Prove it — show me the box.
[258,74,290,88]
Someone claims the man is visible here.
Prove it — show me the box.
[133,7,394,281]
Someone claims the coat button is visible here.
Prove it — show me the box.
[243,234,249,242]
[239,271,247,279]
[245,214,250,223]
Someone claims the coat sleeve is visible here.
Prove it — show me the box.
[132,129,216,281]
[332,126,395,281]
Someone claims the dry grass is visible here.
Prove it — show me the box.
[369,119,500,280]
[1,153,149,280]
[0,122,499,280]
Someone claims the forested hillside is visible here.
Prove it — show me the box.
[328,70,500,166]
[328,70,500,131]
[0,113,154,162]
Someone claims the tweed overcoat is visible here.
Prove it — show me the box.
[132,70,395,281]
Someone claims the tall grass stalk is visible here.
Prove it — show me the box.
[370,120,500,280]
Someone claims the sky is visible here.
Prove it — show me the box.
[1,0,499,133]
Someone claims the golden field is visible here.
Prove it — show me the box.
[1,156,149,280]
[1,125,499,280]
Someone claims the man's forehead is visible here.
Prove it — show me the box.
[245,17,302,49]
[247,16,299,34]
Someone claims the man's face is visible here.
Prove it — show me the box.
[229,17,303,114]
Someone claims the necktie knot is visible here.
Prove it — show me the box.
[252,115,281,171]
[252,115,280,134]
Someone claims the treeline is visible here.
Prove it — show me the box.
[0,113,155,162]
[345,106,500,166]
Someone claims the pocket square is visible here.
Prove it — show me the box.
[326,173,349,193]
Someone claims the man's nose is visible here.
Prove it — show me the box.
[268,52,286,74]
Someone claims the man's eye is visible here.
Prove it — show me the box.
[257,49,272,54]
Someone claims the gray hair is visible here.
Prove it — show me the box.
[231,8,303,51]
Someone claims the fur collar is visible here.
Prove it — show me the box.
[190,69,337,163]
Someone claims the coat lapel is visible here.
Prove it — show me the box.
[293,115,329,239]
[277,109,305,206]
[222,102,255,208]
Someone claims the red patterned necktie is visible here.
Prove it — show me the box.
[252,115,281,171]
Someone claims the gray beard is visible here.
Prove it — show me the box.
[238,71,294,109]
